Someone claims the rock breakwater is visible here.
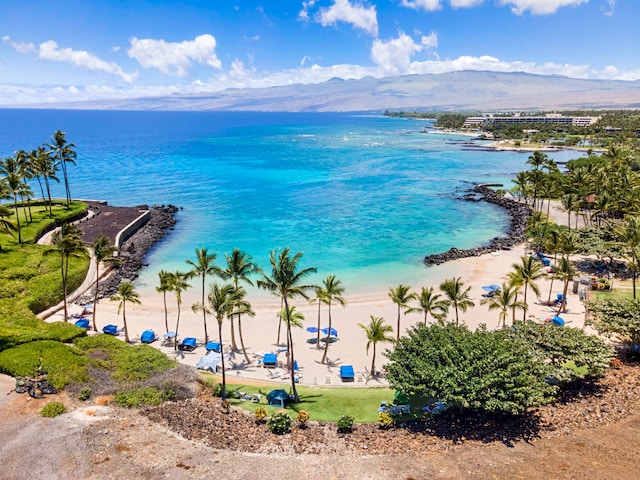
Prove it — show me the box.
[423,185,531,266]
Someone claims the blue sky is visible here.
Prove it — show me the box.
[0,0,637,105]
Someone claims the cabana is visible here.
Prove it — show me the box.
[205,341,222,353]
[262,353,278,368]
[102,324,119,336]
[178,337,198,352]
[340,365,355,382]
[140,330,157,344]
[266,389,290,407]
[74,318,90,329]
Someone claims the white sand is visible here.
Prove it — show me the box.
[45,200,589,388]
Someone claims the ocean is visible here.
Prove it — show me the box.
[0,109,581,297]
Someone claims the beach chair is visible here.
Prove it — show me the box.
[140,330,157,344]
[178,337,198,352]
[262,353,278,368]
[340,365,355,382]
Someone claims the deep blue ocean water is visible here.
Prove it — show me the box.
[0,109,581,295]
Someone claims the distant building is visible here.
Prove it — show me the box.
[462,114,599,129]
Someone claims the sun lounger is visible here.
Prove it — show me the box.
[262,353,278,368]
[340,365,355,382]
[178,337,198,352]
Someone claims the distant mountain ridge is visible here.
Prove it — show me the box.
[23,71,640,112]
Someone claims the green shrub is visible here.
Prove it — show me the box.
[78,387,92,401]
[268,411,292,435]
[40,401,66,417]
[337,415,354,434]
[377,411,394,429]
[111,345,176,382]
[114,387,176,408]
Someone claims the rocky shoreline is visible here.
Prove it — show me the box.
[424,185,531,266]
[77,204,179,303]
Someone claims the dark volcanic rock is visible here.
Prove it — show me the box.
[424,185,531,266]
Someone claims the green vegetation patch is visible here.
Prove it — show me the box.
[114,386,177,408]
[0,340,89,389]
[40,401,67,417]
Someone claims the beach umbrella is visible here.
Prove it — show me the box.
[322,327,338,337]
[482,284,501,292]
[552,316,565,326]
[306,326,319,333]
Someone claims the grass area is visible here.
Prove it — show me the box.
[592,288,636,301]
[209,374,413,423]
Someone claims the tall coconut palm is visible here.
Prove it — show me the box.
[111,281,141,343]
[526,150,548,211]
[319,275,346,364]
[48,130,77,206]
[185,247,221,343]
[310,288,327,348]
[358,316,394,378]
[220,248,258,353]
[409,286,449,325]
[0,156,24,244]
[554,257,576,315]
[388,284,416,340]
[439,277,474,327]
[0,203,17,251]
[229,285,255,364]
[167,270,191,349]
[156,270,172,334]
[510,256,544,321]
[46,223,86,322]
[91,235,119,332]
[614,216,640,299]
[480,282,526,328]
[544,228,562,303]
[31,146,59,216]
[278,304,305,372]
[257,248,317,402]
[207,282,241,399]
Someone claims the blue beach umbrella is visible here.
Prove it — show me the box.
[322,327,338,337]
[482,284,501,292]
[306,326,319,333]
[552,316,565,326]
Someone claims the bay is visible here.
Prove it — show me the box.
[0,109,581,296]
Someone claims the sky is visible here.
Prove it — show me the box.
[0,0,638,105]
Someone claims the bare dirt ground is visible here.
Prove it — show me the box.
[1,367,639,480]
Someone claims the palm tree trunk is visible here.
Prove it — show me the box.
[12,196,22,244]
[276,297,283,346]
[284,298,299,402]
[237,314,251,364]
[321,302,332,364]
[61,256,68,322]
[522,285,529,322]
[163,292,169,334]
[174,303,181,350]
[230,315,238,351]
[316,300,321,348]
[44,176,53,216]
[218,319,226,399]
[122,302,130,343]
[396,306,401,340]
[371,343,377,377]
[201,277,208,343]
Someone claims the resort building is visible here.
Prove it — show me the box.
[462,114,600,129]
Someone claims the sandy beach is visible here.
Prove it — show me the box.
[45,200,589,389]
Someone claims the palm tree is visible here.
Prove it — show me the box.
[319,275,346,364]
[207,282,240,399]
[544,229,562,303]
[0,156,24,244]
[185,247,221,343]
[278,304,305,372]
[156,270,172,334]
[257,248,317,402]
[167,270,191,349]
[554,257,576,315]
[410,286,448,325]
[310,288,327,348]
[0,203,17,251]
[439,277,474,327]
[388,284,416,340]
[111,281,141,343]
[358,316,394,378]
[91,235,119,332]
[31,146,59,216]
[480,282,525,328]
[526,150,548,211]
[46,223,87,322]
[509,256,544,322]
[614,216,640,299]
[48,130,77,206]
[229,285,255,364]
[220,248,258,353]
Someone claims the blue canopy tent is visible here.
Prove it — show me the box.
[102,324,119,335]
[140,330,157,344]
[267,389,290,407]
[340,365,355,382]
[205,341,222,353]
[262,353,278,368]
[178,337,198,352]
[74,318,90,329]
[552,316,565,326]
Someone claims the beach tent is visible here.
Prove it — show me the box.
[102,324,119,335]
[552,316,565,326]
[74,318,90,329]
[178,337,197,352]
[140,330,157,344]
[205,341,222,353]
[267,389,290,407]
[262,353,278,368]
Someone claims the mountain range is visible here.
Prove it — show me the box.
[28,71,640,112]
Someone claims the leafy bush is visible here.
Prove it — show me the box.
[111,345,176,382]
[268,411,292,435]
[40,401,66,417]
[377,411,394,429]
[337,415,354,433]
[254,407,268,422]
[114,387,176,407]
[78,387,92,401]
[588,298,640,345]
[296,409,310,427]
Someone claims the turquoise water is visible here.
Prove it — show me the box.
[0,110,581,295]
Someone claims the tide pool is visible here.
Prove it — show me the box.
[0,109,582,295]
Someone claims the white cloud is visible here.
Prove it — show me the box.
[317,0,378,36]
[603,0,615,16]
[499,0,588,15]
[450,0,484,7]
[128,34,222,77]
[371,31,437,75]
[3,36,36,54]
[298,0,317,21]
[38,40,137,83]
[400,0,442,11]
